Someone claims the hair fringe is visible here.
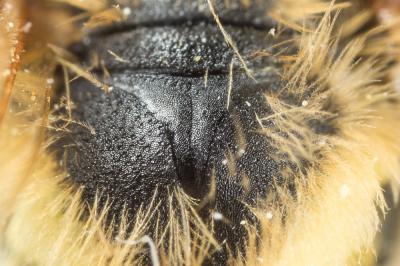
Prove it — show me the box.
[1,1,400,265]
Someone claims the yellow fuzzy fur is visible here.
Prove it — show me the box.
[242,8,400,265]
[1,0,400,265]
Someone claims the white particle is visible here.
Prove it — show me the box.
[245,101,251,107]
[108,86,114,92]
[266,211,273,220]
[302,100,308,107]
[238,149,245,157]
[22,22,33,33]
[240,220,247,225]
[340,184,351,199]
[222,159,228,165]
[2,69,11,77]
[318,138,327,146]
[46,78,54,85]
[257,257,265,263]
[6,22,14,32]
[194,55,202,62]
[268,28,276,36]
[122,7,132,17]
[212,212,224,221]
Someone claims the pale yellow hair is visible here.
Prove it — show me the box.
[1,1,400,265]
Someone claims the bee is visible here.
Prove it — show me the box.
[1,0,400,265]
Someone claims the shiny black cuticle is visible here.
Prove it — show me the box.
[61,0,289,264]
